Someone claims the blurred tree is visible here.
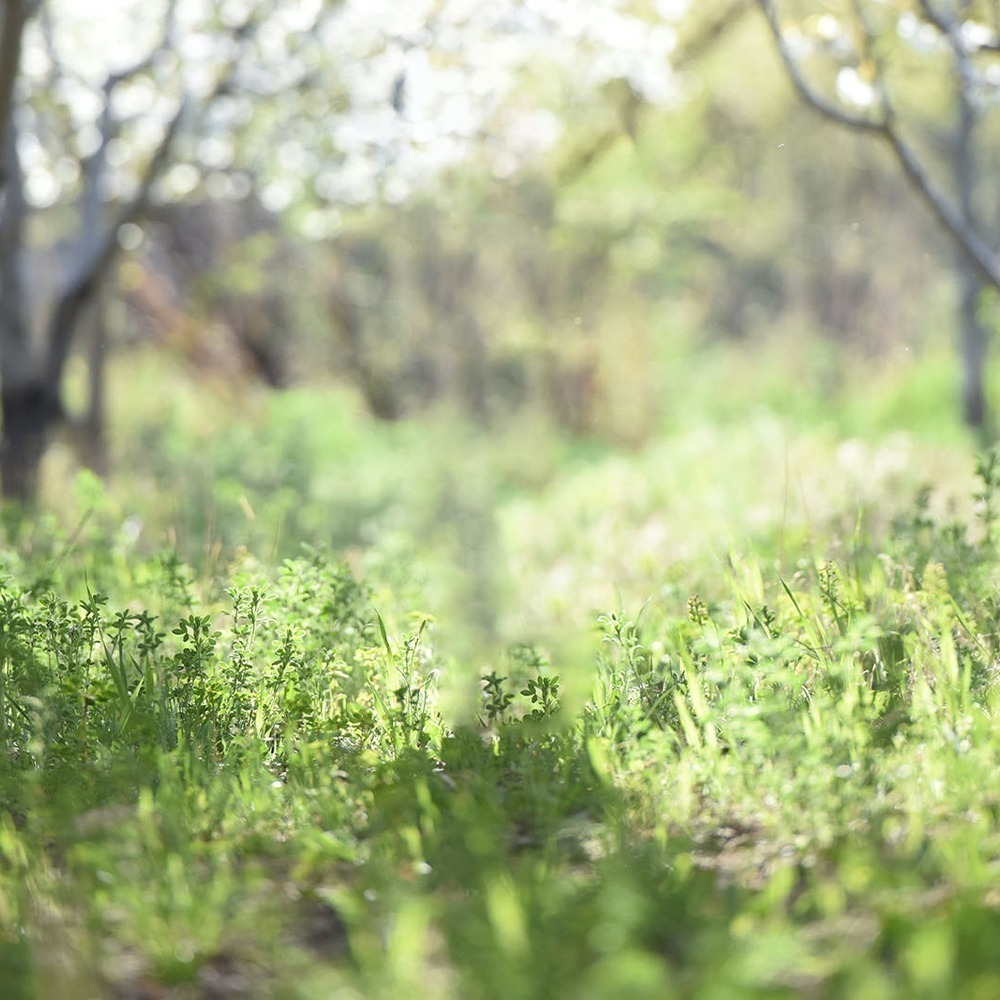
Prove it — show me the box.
[756,0,1000,433]
[0,0,279,501]
[0,0,687,503]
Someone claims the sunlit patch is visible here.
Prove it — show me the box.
[835,67,876,109]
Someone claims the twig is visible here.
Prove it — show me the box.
[755,0,1000,288]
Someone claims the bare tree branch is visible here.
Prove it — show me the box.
[917,0,983,89]
[756,0,884,131]
[34,5,77,146]
[879,122,1000,285]
[45,0,270,389]
[755,0,1000,289]
[918,1,1000,55]
[45,96,189,390]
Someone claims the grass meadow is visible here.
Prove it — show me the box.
[4,339,1000,998]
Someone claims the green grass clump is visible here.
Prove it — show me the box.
[4,441,1000,998]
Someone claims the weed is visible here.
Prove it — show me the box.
[5,432,1000,998]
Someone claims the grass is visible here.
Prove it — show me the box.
[5,341,1000,998]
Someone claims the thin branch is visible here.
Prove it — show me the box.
[73,86,118,259]
[918,0,981,89]
[918,0,1000,55]
[755,0,1000,289]
[44,0,270,388]
[756,0,884,131]
[34,4,78,145]
[879,122,1000,285]
[72,0,183,258]
[46,96,189,388]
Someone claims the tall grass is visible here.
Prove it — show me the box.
[4,402,1000,996]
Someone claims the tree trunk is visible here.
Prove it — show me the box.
[958,262,990,434]
[0,382,61,504]
[63,290,111,477]
[0,2,30,185]
[953,76,990,434]
[0,110,51,503]
[82,300,109,476]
